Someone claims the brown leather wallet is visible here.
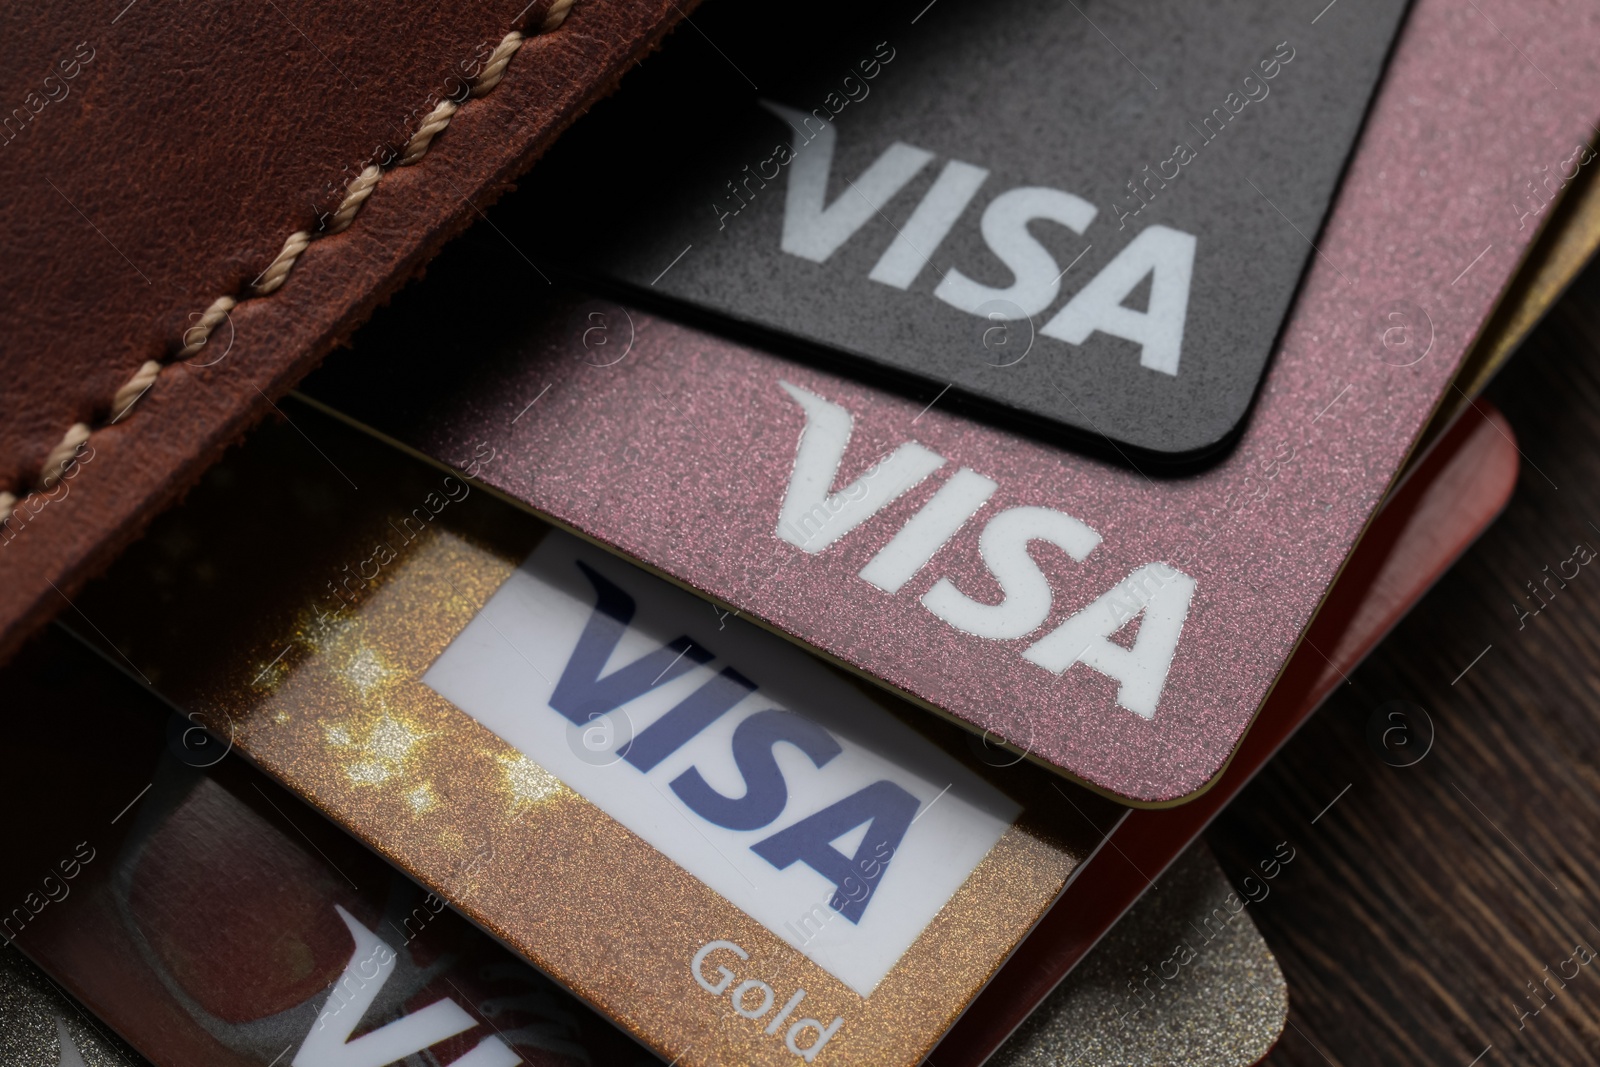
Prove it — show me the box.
[0,0,690,662]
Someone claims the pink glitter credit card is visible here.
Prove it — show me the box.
[302,0,1600,803]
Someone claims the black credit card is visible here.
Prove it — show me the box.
[524,0,1407,457]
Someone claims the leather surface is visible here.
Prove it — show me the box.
[0,0,692,662]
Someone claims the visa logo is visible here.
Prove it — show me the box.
[774,381,1196,720]
[756,101,1197,377]
[546,560,918,926]
[425,532,1017,996]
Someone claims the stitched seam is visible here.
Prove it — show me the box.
[0,0,576,521]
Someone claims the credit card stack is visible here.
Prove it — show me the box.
[9,0,1600,1063]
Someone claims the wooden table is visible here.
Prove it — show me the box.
[1208,261,1600,1065]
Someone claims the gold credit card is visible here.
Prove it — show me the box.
[64,401,1123,1067]
[1,627,1282,1067]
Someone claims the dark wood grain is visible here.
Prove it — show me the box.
[1207,258,1600,1066]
